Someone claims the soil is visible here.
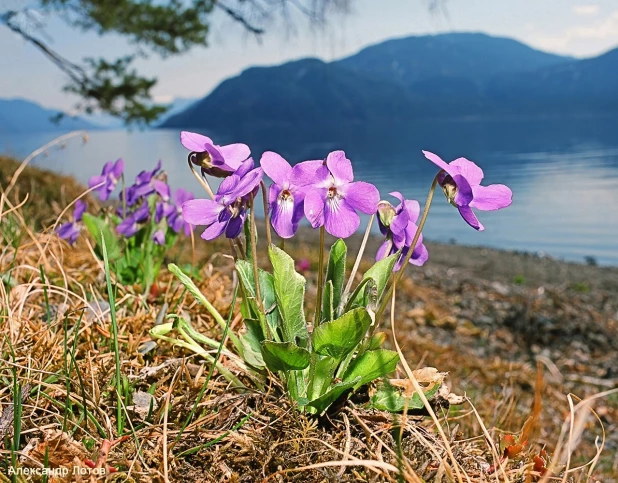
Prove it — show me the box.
[1,156,617,481]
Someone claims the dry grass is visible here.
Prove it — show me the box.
[1,151,616,482]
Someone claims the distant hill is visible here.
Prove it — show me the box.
[337,33,573,87]
[0,98,97,133]
[160,32,618,134]
[168,58,413,130]
[484,47,618,116]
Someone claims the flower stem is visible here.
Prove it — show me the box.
[314,225,326,326]
[188,159,214,199]
[120,174,127,218]
[234,237,247,260]
[249,195,266,320]
[375,175,439,323]
[260,181,272,246]
[342,214,375,303]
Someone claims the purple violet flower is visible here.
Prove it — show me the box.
[376,192,428,271]
[127,160,163,203]
[154,180,175,223]
[182,158,263,240]
[303,151,379,239]
[167,189,194,236]
[57,200,87,245]
[152,230,166,245]
[88,159,124,201]
[181,131,250,178]
[261,151,325,238]
[423,151,512,231]
[117,202,150,238]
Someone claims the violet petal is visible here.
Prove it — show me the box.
[343,181,379,214]
[403,199,421,223]
[261,151,292,186]
[270,193,297,238]
[219,143,250,167]
[457,205,485,231]
[182,199,223,226]
[326,151,354,184]
[452,174,474,206]
[180,131,213,151]
[202,221,227,240]
[470,184,513,211]
[450,157,484,186]
[324,198,360,238]
[225,215,244,239]
[423,150,455,176]
[290,160,329,186]
[304,188,326,228]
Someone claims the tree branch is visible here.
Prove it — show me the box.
[215,1,265,35]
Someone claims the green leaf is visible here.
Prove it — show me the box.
[306,377,361,415]
[356,331,387,356]
[236,260,281,340]
[362,278,379,312]
[239,319,265,369]
[369,381,442,412]
[306,354,338,402]
[352,252,399,307]
[260,341,311,372]
[268,245,308,347]
[323,239,347,318]
[342,349,399,390]
[322,280,334,323]
[82,213,121,261]
[366,332,388,351]
[244,217,256,264]
[168,263,210,308]
[167,264,242,353]
[312,308,372,361]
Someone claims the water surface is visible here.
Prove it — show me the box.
[1,117,617,265]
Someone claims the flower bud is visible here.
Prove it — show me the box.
[188,152,236,178]
[188,151,211,168]
[440,174,458,206]
[377,200,396,228]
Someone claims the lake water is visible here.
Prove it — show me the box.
[1,117,617,266]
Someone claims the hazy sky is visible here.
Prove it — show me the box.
[1,0,618,111]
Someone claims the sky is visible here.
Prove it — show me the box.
[1,0,618,112]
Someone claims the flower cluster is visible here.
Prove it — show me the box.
[182,134,381,242]
[57,158,197,287]
[60,160,193,255]
[75,159,195,246]
[110,161,194,245]
[56,200,87,245]
[155,132,514,417]
[181,131,512,271]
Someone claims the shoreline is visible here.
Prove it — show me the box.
[3,152,616,288]
[3,155,618,479]
[281,224,618,292]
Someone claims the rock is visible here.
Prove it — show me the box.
[128,391,158,419]
[490,281,510,296]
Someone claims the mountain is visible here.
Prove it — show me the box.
[484,47,618,116]
[160,33,618,134]
[337,33,573,87]
[0,98,97,133]
[167,58,413,130]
